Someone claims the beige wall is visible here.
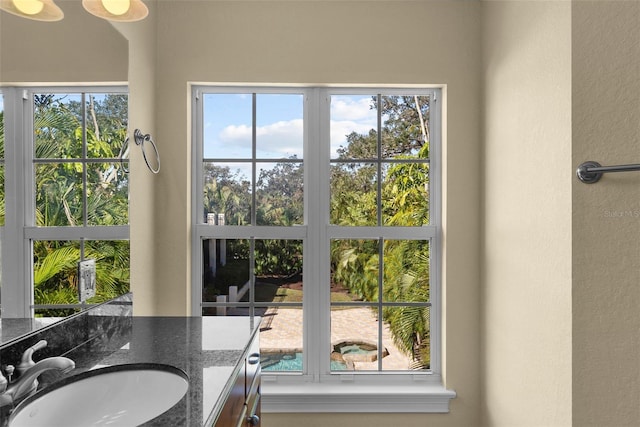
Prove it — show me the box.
[572,2,640,426]
[151,2,482,425]
[19,1,640,426]
[482,2,572,426]
[0,0,127,83]
[111,5,158,316]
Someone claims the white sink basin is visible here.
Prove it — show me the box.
[9,363,189,427]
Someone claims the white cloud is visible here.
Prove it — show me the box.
[212,96,378,159]
[256,119,303,157]
[330,120,375,157]
[329,96,377,157]
[330,97,375,122]
[218,119,303,158]
[219,124,251,140]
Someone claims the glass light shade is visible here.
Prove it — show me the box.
[82,0,147,22]
[0,0,63,21]
[102,0,129,16]
[13,0,43,15]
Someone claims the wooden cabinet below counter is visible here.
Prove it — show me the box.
[214,334,261,427]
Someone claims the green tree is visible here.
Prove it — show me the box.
[256,159,303,226]
[203,164,251,225]
[329,95,431,367]
[254,159,304,275]
[32,93,130,313]
[203,93,433,366]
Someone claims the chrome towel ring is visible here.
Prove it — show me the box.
[118,129,161,174]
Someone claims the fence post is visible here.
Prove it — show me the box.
[207,213,217,277]
[229,285,238,303]
[216,295,227,316]
[218,213,226,266]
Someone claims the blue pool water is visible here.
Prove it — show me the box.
[261,353,347,371]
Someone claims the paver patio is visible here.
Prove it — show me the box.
[259,306,415,371]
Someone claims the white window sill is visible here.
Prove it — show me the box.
[261,381,456,413]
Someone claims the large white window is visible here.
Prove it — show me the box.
[192,86,453,412]
[1,87,130,318]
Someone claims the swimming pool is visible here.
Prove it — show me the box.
[261,352,348,371]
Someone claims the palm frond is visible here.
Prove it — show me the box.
[34,245,79,286]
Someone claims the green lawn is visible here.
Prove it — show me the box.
[251,281,355,304]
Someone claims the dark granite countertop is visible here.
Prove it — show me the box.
[2,316,260,427]
[0,318,64,345]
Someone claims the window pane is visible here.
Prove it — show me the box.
[381,306,430,371]
[330,238,430,372]
[202,305,304,372]
[202,238,250,307]
[35,93,83,159]
[203,238,303,304]
[257,162,303,226]
[86,93,128,159]
[256,94,303,159]
[260,307,303,372]
[329,236,370,305]
[33,239,81,313]
[87,162,129,225]
[330,163,377,226]
[379,95,430,159]
[382,240,429,303]
[330,305,427,372]
[203,94,252,159]
[330,95,377,159]
[34,93,130,226]
[330,239,379,302]
[255,239,303,303]
[381,162,429,226]
[196,87,439,380]
[36,163,83,226]
[84,240,131,301]
[330,306,381,371]
[33,239,130,316]
[203,162,251,226]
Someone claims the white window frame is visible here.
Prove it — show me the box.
[191,85,455,413]
[1,86,130,318]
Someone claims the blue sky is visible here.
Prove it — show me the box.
[203,93,379,174]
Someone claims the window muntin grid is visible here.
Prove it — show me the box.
[194,86,440,381]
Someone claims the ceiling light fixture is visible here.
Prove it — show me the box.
[0,0,63,21]
[82,0,148,22]
[0,0,149,22]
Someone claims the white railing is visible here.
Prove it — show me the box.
[216,279,250,315]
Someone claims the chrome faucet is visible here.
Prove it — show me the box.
[0,340,75,407]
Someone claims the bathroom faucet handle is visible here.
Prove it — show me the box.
[17,340,48,374]
[4,365,14,383]
[0,365,14,393]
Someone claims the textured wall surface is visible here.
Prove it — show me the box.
[152,1,482,425]
[572,2,640,426]
[482,2,572,426]
[0,0,127,83]
[15,1,640,425]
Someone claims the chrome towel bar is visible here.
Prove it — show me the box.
[576,161,640,183]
